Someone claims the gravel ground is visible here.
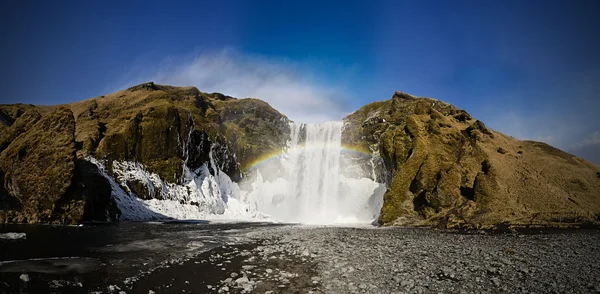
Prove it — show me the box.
[2,224,600,293]
[210,226,600,294]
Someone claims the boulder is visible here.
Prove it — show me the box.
[0,107,77,223]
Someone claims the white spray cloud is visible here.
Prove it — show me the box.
[117,49,353,123]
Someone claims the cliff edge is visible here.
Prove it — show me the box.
[343,91,600,228]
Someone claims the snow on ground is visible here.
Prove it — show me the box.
[87,156,270,222]
[85,121,385,224]
[0,232,26,240]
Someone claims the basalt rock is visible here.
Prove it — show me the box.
[343,92,600,228]
[59,158,121,223]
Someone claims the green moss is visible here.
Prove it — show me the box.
[344,91,502,226]
[90,84,290,184]
[137,105,184,182]
[215,98,290,172]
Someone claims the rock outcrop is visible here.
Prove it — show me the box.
[0,82,290,224]
[343,91,600,228]
[2,84,599,227]
[72,82,289,183]
[0,107,79,223]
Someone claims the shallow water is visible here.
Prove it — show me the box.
[0,221,282,293]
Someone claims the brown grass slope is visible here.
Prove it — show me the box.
[0,82,289,223]
[68,82,289,182]
[0,107,77,223]
[343,91,600,228]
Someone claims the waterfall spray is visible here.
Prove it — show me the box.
[245,122,385,224]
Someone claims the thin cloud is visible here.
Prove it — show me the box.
[484,110,600,164]
[483,110,569,147]
[116,49,353,123]
[569,132,600,165]
[572,131,600,150]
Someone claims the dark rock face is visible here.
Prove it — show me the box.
[343,92,600,228]
[62,159,120,222]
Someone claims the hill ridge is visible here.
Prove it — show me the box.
[1,83,598,227]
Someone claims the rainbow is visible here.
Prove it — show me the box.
[243,143,378,172]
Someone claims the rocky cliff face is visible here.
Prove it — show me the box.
[2,84,599,227]
[0,82,290,224]
[73,82,290,182]
[0,107,117,224]
[343,91,600,228]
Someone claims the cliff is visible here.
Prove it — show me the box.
[1,84,599,228]
[0,82,289,224]
[342,91,600,228]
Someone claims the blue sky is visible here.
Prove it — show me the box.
[1,0,599,163]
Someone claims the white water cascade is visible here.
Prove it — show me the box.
[93,120,385,224]
[244,122,385,224]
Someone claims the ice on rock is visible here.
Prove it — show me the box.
[88,121,385,224]
[87,153,265,221]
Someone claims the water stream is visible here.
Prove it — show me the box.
[244,122,385,224]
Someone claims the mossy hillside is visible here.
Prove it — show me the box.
[72,84,214,182]
[0,104,41,153]
[84,83,289,183]
[211,98,290,171]
[1,83,290,224]
[343,91,600,228]
[0,107,78,223]
[0,108,42,152]
[0,104,38,125]
[97,102,190,183]
[68,82,289,195]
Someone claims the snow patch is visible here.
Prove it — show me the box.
[87,156,268,222]
[85,121,385,225]
[0,232,26,240]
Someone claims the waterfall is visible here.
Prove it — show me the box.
[97,120,384,224]
[288,122,343,222]
[245,122,385,224]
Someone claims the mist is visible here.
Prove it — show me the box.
[115,49,355,123]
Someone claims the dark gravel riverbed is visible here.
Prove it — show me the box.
[1,223,599,293]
